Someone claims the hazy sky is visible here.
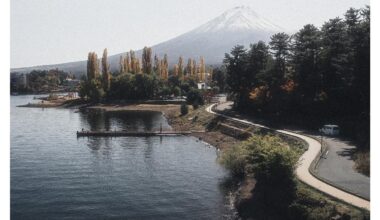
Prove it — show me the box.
[11,0,369,68]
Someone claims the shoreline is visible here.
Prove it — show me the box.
[16,97,240,151]
[15,98,368,218]
[87,103,241,151]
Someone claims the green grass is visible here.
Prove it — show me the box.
[294,181,370,220]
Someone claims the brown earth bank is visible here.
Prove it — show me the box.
[17,97,87,108]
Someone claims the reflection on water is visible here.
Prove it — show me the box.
[79,109,171,132]
[11,95,235,220]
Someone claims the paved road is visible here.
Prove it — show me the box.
[317,137,370,200]
[207,102,370,210]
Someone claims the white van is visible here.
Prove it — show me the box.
[319,125,340,136]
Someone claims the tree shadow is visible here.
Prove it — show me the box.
[336,147,357,161]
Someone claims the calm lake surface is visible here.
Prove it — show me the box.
[11,95,235,220]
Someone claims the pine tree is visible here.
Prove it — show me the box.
[291,25,321,102]
[224,45,248,109]
[269,33,291,85]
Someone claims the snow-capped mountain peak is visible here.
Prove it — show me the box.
[194,6,282,33]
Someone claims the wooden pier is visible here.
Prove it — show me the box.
[76,130,202,137]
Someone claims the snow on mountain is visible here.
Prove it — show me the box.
[11,6,283,75]
[193,6,282,33]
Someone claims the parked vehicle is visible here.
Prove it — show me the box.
[319,125,340,136]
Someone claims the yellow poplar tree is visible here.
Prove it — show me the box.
[119,55,125,74]
[142,46,152,74]
[87,52,99,80]
[173,64,179,76]
[178,56,183,79]
[199,56,205,81]
[101,48,111,91]
[154,54,160,75]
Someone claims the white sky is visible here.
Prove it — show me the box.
[11,0,369,68]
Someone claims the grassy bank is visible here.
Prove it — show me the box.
[353,150,370,176]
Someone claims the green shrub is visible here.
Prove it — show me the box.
[220,134,299,216]
[219,144,247,177]
[186,88,204,106]
[192,100,200,109]
[245,135,298,213]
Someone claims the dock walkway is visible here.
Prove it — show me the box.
[76,130,203,137]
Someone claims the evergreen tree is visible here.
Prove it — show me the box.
[248,41,270,86]
[291,24,322,106]
[224,45,248,109]
[212,67,227,92]
[269,33,291,85]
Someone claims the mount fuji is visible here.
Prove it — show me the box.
[12,6,283,75]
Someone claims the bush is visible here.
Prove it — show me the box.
[180,103,188,115]
[173,86,181,97]
[245,135,298,212]
[78,78,105,102]
[192,100,200,109]
[219,144,247,177]
[220,134,299,217]
[186,88,204,106]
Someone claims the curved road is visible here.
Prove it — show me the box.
[206,103,370,211]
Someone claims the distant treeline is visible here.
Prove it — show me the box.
[223,7,370,148]
[10,69,76,94]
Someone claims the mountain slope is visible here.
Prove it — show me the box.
[12,6,283,75]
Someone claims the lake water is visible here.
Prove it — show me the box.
[11,95,235,220]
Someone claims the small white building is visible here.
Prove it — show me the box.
[197,82,211,90]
